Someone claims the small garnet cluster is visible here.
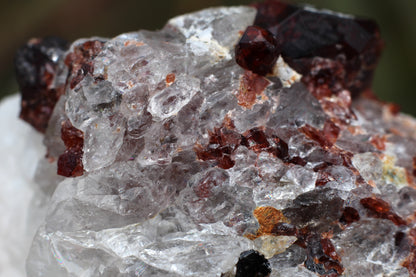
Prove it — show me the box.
[15,37,105,177]
[235,0,383,97]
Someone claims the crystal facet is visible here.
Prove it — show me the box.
[235,25,280,75]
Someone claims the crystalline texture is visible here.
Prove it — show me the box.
[10,1,416,277]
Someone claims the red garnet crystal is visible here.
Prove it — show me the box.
[57,120,84,177]
[235,25,280,76]
[64,40,105,89]
[236,0,383,97]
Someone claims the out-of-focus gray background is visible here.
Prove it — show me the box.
[1,0,415,115]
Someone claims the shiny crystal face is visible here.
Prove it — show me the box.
[15,2,416,277]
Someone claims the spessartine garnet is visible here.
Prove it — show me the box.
[57,120,84,177]
[236,0,383,97]
[235,25,280,76]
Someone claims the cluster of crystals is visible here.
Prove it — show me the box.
[17,1,416,276]
[236,0,383,98]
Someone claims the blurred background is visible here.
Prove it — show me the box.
[0,0,415,115]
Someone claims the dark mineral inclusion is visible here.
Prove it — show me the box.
[14,0,416,276]
[235,250,271,277]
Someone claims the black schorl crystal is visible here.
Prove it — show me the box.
[236,250,271,277]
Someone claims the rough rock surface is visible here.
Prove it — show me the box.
[11,1,416,276]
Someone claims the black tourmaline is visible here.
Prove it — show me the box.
[235,250,271,277]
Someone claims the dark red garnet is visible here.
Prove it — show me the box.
[15,37,69,133]
[360,197,407,226]
[64,40,105,89]
[235,25,280,76]
[339,207,360,225]
[57,120,84,177]
[252,0,298,30]
[236,0,383,97]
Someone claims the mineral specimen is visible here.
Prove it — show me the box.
[11,1,416,276]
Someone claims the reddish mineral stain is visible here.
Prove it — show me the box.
[315,171,332,187]
[123,40,145,47]
[242,128,291,162]
[166,73,175,87]
[370,135,387,151]
[65,40,105,89]
[360,197,390,213]
[309,147,365,187]
[402,248,416,277]
[318,90,357,126]
[57,151,84,177]
[237,70,270,109]
[321,238,341,262]
[360,197,407,226]
[302,234,344,276]
[300,120,340,148]
[270,136,290,160]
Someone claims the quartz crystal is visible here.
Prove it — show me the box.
[10,1,416,276]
